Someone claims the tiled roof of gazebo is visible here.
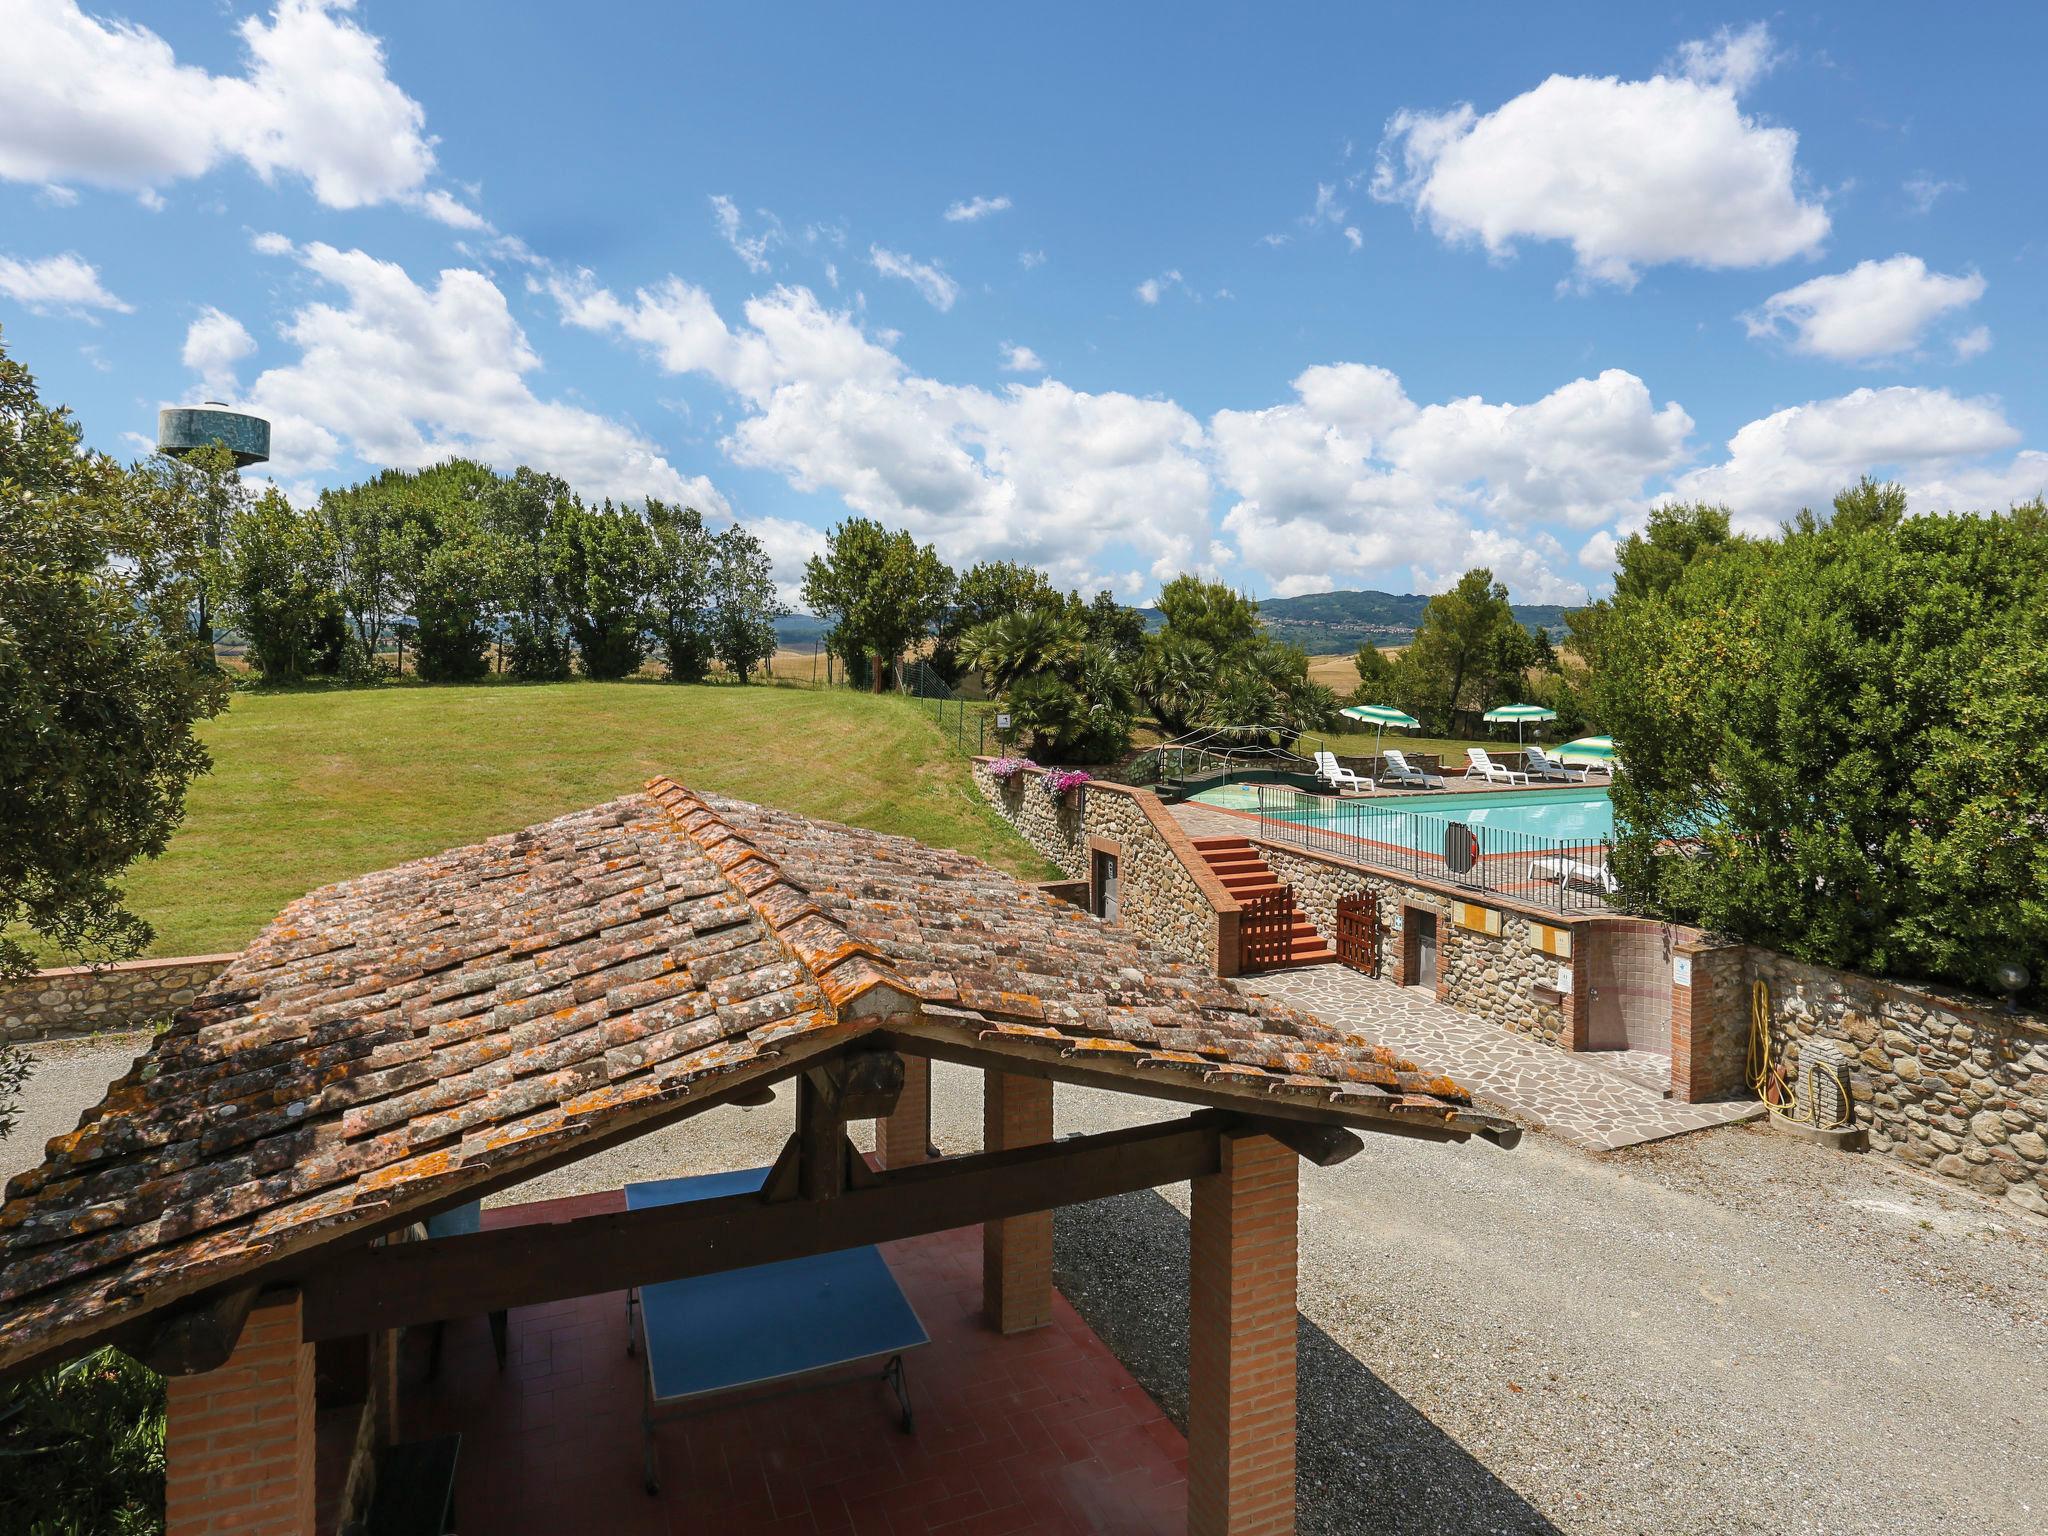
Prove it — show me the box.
[0,777,1506,1373]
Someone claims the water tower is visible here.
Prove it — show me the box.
[157,402,271,466]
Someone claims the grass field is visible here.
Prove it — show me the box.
[94,682,1049,960]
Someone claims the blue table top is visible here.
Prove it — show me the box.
[625,1167,929,1405]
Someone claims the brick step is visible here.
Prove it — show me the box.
[1189,835,1251,850]
[1216,873,1282,894]
[1270,947,1338,968]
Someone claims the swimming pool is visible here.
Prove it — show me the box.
[1190,783,1613,853]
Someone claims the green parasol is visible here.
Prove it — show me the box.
[1555,735,1616,768]
[1482,702,1559,749]
[1339,703,1421,772]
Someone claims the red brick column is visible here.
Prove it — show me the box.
[1188,1132,1298,1536]
[982,1071,1054,1333]
[166,1289,316,1536]
[874,1053,934,1168]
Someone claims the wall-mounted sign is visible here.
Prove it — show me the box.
[1673,955,1693,987]
[1556,965,1573,994]
[996,713,1011,730]
[1452,901,1501,937]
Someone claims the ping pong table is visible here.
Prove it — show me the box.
[623,1167,929,1495]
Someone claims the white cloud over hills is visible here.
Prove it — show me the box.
[1371,22,1827,287]
[197,235,2043,604]
[1665,385,2029,531]
[242,239,725,514]
[0,0,480,223]
[549,270,1210,594]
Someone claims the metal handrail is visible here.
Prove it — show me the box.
[1252,783,1616,912]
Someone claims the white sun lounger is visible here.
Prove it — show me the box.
[1313,751,1369,793]
[1525,747,1589,783]
[1532,856,1618,895]
[1379,749,1444,789]
[1466,748,1531,786]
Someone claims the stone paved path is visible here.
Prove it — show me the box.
[1244,963,1761,1152]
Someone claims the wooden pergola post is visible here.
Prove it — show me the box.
[1187,1132,1299,1536]
[981,1071,1054,1333]
[874,1053,933,1168]
[164,1288,316,1536]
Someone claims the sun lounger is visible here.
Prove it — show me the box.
[1532,856,1618,895]
[1313,751,1369,793]
[1466,747,1531,786]
[1379,749,1444,789]
[1525,747,1589,783]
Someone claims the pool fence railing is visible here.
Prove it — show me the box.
[1252,783,1617,912]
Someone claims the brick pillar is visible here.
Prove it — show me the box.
[982,1071,1054,1333]
[875,1053,934,1168]
[166,1288,316,1536]
[1188,1133,1298,1536]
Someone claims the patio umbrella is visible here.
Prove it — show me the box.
[1481,702,1558,748]
[1338,703,1421,770]
[1555,735,1617,768]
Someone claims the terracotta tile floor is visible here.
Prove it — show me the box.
[402,1192,1187,1535]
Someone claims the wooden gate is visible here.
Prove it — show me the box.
[1335,890,1379,977]
[1240,889,1294,972]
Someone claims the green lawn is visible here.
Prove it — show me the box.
[102,682,1048,959]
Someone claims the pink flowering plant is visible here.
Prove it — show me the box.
[986,756,1037,783]
[1043,768,1091,799]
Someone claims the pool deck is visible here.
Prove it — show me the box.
[1243,964,1763,1152]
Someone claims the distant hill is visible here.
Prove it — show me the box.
[773,612,830,645]
[1140,589,1571,653]
[778,586,1571,655]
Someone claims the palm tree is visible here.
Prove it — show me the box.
[959,607,1084,692]
[1137,631,1215,737]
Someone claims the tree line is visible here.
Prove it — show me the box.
[798,518,1340,762]
[199,454,787,685]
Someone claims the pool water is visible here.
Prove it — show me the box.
[1190,784,1613,851]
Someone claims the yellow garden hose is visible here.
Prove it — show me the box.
[1747,977,1853,1130]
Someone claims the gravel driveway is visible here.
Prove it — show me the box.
[10,1035,2044,1535]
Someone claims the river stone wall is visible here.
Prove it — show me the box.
[1,954,239,1043]
[972,761,1234,973]
[1751,951,2048,1217]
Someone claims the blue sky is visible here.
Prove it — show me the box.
[3,2,2044,605]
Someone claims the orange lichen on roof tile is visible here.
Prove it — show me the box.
[0,775,1501,1377]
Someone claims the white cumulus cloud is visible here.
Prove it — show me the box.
[1210,364,1691,600]
[242,240,725,514]
[0,250,130,315]
[181,307,255,396]
[999,343,1045,373]
[1135,269,1184,305]
[868,246,959,311]
[943,194,1011,222]
[548,272,1211,593]
[0,0,475,220]
[1743,255,1985,363]
[1665,386,2024,530]
[1371,22,1827,287]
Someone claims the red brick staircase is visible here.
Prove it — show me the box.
[1190,836,1336,971]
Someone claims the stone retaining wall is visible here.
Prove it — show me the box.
[973,761,1239,973]
[1,954,239,1043]
[1748,951,2048,1217]
[1257,841,1578,1047]
[974,762,2048,1214]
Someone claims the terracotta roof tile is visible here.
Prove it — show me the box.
[0,778,1504,1375]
